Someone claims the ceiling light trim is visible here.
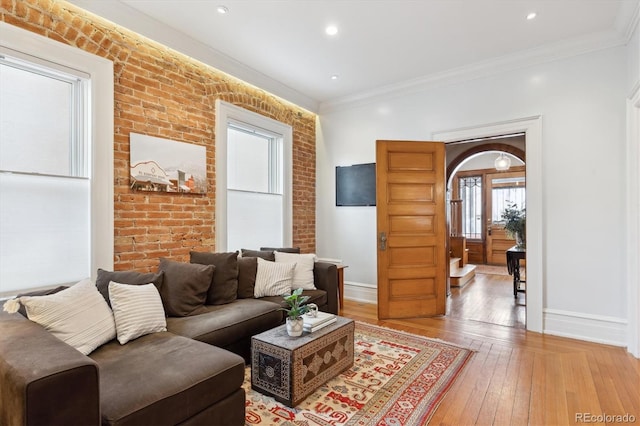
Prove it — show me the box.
[67,0,319,112]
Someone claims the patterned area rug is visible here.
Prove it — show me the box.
[244,322,473,425]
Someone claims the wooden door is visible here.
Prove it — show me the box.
[485,171,525,265]
[376,140,447,319]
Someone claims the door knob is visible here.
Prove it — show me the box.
[379,232,387,251]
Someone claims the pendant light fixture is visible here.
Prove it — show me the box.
[494,153,511,171]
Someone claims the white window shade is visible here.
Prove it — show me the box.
[227,190,283,251]
[0,173,90,294]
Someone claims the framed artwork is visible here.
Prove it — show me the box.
[130,133,207,194]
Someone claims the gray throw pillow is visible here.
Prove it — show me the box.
[158,259,214,317]
[237,256,258,299]
[189,251,239,305]
[260,247,301,254]
[241,249,275,261]
[96,268,164,307]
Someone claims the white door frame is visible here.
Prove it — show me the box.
[627,84,640,357]
[434,116,543,333]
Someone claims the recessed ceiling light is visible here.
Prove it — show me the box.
[526,12,537,20]
[331,74,339,80]
[217,5,229,14]
[325,25,338,36]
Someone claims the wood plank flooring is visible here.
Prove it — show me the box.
[340,278,640,425]
[448,268,526,329]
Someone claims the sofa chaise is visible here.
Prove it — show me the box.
[0,248,339,425]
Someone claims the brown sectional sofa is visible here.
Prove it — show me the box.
[0,249,339,426]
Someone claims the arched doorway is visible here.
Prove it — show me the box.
[445,136,527,328]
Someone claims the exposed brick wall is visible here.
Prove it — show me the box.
[1,0,317,272]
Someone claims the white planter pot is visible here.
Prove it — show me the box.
[286,317,304,337]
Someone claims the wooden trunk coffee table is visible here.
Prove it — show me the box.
[251,316,355,407]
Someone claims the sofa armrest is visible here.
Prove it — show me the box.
[0,310,100,426]
[313,262,339,314]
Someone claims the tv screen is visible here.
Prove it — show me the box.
[336,163,376,206]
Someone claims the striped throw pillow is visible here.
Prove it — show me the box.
[11,279,116,355]
[109,281,167,344]
[254,257,296,298]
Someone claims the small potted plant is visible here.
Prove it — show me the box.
[281,288,311,336]
[501,203,526,248]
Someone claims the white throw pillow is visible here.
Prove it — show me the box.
[254,257,296,298]
[109,281,167,344]
[275,251,317,290]
[4,279,116,355]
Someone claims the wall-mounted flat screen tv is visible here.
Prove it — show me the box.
[336,163,376,206]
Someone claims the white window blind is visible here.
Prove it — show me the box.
[0,52,90,295]
[226,123,284,250]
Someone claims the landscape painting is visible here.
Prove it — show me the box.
[130,133,207,194]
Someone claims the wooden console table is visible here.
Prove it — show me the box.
[337,265,347,309]
[506,246,526,298]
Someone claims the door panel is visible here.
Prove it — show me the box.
[485,171,525,265]
[377,140,446,319]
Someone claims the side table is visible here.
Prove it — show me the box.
[251,316,354,407]
[506,246,526,298]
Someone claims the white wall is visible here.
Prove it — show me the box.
[317,46,629,344]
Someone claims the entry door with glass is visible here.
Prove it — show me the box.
[485,172,526,265]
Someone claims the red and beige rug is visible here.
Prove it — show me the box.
[244,322,473,425]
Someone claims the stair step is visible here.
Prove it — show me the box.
[449,257,461,273]
[451,264,476,288]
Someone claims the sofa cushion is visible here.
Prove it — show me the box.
[96,269,164,307]
[108,282,167,344]
[254,257,295,297]
[237,256,257,299]
[166,299,282,347]
[6,279,116,355]
[189,251,239,305]
[89,332,245,426]
[275,251,317,290]
[158,259,214,317]
[241,249,275,261]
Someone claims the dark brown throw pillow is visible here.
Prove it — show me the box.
[16,286,68,317]
[96,268,164,307]
[237,256,258,299]
[189,251,239,305]
[260,247,301,254]
[241,249,275,261]
[158,259,214,317]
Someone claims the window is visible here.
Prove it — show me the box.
[226,123,284,250]
[491,177,526,222]
[0,22,113,297]
[458,176,483,239]
[215,100,292,252]
[0,56,90,293]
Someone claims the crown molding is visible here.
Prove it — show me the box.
[319,29,628,114]
[67,0,319,113]
[616,0,640,42]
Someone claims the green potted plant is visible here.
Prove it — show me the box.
[501,203,526,248]
[281,288,311,336]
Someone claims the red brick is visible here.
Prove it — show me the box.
[2,0,317,267]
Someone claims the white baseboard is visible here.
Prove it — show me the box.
[344,281,377,304]
[543,308,627,347]
[343,285,628,348]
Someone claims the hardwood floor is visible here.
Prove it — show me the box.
[340,297,640,425]
[449,268,526,329]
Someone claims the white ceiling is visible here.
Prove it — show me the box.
[71,0,639,112]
